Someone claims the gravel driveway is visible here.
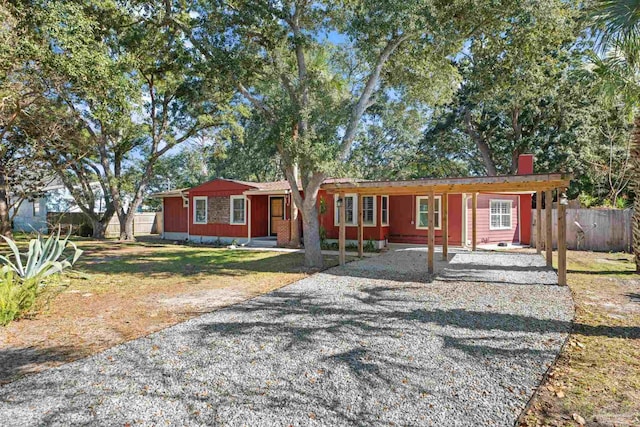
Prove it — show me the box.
[0,248,573,426]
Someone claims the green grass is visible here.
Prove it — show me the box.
[0,239,349,383]
[523,251,640,427]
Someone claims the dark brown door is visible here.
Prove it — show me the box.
[270,197,285,236]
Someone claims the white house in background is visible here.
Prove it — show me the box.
[12,197,48,233]
[45,183,108,214]
[11,180,107,234]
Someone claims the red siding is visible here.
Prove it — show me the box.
[162,172,533,245]
[517,154,534,245]
[467,194,520,244]
[189,179,256,238]
[387,194,463,245]
[163,197,187,232]
[317,190,389,241]
[315,191,464,245]
[250,195,269,237]
[519,194,532,244]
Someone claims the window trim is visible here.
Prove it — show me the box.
[380,195,389,226]
[415,196,442,230]
[489,199,513,230]
[32,199,41,217]
[334,194,358,227]
[193,196,208,225]
[362,195,377,227]
[230,195,247,225]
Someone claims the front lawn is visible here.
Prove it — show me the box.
[521,251,640,426]
[0,238,344,384]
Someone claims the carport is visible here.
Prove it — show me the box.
[324,172,572,285]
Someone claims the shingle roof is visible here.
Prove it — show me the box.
[151,177,369,198]
[148,188,189,198]
[230,178,367,192]
[231,180,291,191]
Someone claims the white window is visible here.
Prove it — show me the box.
[362,196,376,226]
[193,196,207,224]
[490,200,512,230]
[230,195,246,225]
[416,196,441,229]
[334,194,357,226]
[381,195,389,226]
[32,199,41,216]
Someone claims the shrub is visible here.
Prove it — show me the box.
[0,231,82,282]
[578,192,598,208]
[0,270,37,326]
[615,196,628,209]
[0,271,68,326]
[319,226,327,244]
[0,231,82,326]
[364,239,376,252]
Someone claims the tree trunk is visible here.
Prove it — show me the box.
[300,202,323,268]
[119,212,136,241]
[288,163,301,247]
[631,114,640,272]
[289,203,301,247]
[91,217,108,239]
[0,168,13,239]
[285,168,324,268]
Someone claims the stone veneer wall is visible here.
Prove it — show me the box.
[207,197,230,224]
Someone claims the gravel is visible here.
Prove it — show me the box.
[0,248,574,427]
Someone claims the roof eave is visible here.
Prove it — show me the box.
[148,189,189,199]
[322,173,572,195]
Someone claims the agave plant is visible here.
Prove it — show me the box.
[0,230,83,283]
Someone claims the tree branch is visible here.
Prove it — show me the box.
[338,34,408,159]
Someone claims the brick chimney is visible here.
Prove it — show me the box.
[517,154,535,175]
[516,154,535,245]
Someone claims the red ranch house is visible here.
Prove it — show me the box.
[153,155,540,249]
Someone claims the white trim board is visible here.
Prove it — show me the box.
[230,195,247,225]
[268,195,286,236]
[415,195,442,230]
[193,196,208,224]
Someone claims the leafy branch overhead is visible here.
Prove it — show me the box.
[1,0,637,268]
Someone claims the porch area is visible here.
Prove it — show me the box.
[324,172,572,285]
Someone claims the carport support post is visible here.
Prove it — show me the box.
[358,194,364,258]
[536,191,542,254]
[471,192,478,251]
[339,192,346,266]
[428,190,435,274]
[442,193,448,261]
[545,189,553,267]
[558,189,567,286]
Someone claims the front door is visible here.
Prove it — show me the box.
[270,197,285,236]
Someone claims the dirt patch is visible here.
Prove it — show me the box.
[0,241,339,384]
[521,251,640,427]
[158,288,248,312]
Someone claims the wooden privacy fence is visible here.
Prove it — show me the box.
[103,212,160,237]
[47,212,161,238]
[532,208,633,253]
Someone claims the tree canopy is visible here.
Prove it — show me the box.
[0,0,635,267]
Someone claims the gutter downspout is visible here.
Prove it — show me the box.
[161,198,165,239]
[183,192,190,241]
[243,195,252,246]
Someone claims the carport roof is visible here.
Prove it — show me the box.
[323,173,571,195]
